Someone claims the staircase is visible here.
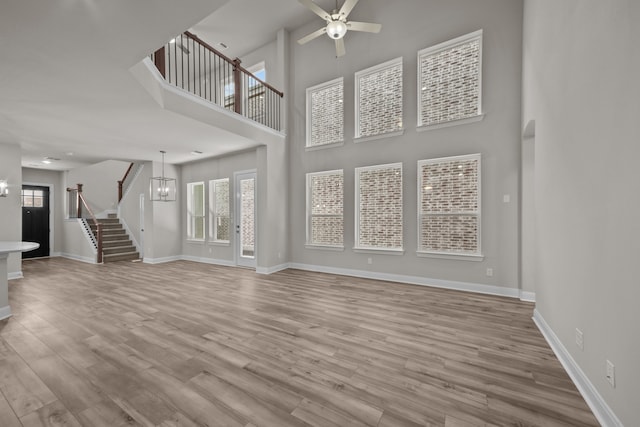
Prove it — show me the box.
[90,214,139,263]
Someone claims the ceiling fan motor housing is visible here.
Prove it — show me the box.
[326,19,348,39]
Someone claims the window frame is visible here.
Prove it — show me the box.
[305,77,344,150]
[417,29,484,131]
[305,169,344,250]
[354,57,404,142]
[186,181,205,242]
[417,153,483,261]
[354,162,404,254]
[209,178,230,244]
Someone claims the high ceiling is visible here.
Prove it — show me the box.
[0,0,336,170]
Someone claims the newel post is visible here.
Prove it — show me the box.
[76,184,83,218]
[154,47,166,78]
[233,57,242,115]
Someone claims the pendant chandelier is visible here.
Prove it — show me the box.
[150,150,177,202]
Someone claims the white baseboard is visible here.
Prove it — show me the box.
[8,271,23,280]
[0,305,11,320]
[520,290,536,302]
[532,310,622,427]
[289,262,520,299]
[180,255,235,267]
[60,253,97,264]
[50,252,62,257]
[142,256,182,265]
[256,263,289,275]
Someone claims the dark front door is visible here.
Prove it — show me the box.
[22,185,50,259]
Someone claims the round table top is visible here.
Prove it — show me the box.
[0,241,40,255]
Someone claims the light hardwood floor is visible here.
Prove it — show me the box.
[0,258,598,427]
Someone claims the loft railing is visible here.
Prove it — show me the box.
[151,31,283,131]
[67,184,103,264]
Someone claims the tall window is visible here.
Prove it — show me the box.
[418,30,483,128]
[306,170,343,247]
[355,163,403,251]
[418,154,481,257]
[209,178,230,243]
[355,57,403,139]
[306,77,344,148]
[187,182,205,241]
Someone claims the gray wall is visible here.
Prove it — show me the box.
[22,168,65,255]
[288,0,523,290]
[0,143,22,275]
[522,0,639,425]
[118,162,151,256]
[66,159,131,215]
[181,150,257,263]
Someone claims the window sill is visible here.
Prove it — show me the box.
[186,239,205,244]
[305,141,344,152]
[353,247,404,256]
[305,244,344,252]
[417,114,484,132]
[354,129,404,143]
[208,240,230,247]
[416,251,484,261]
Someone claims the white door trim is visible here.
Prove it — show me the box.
[234,170,257,268]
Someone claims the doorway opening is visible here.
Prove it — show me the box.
[21,185,50,259]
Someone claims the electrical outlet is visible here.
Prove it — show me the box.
[606,360,615,387]
[278,252,282,259]
[367,257,373,265]
[486,268,493,277]
[503,194,511,203]
[575,328,584,350]
[208,247,212,254]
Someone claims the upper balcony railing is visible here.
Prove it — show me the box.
[151,32,283,131]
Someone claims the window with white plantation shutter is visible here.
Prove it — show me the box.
[355,58,403,140]
[209,178,230,243]
[306,170,343,247]
[355,163,403,251]
[306,77,344,148]
[187,182,205,241]
[418,30,483,129]
[418,154,482,258]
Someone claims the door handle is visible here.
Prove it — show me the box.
[236,225,240,233]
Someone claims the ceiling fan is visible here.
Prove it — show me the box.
[297,0,382,57]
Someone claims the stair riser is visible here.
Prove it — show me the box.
[103,246,136,255]
[102,241,132,248]
[103,253,139,263]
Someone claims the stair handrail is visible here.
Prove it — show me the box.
[66,184,103,264]
[117,162,135,202]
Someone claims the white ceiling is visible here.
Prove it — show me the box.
[0,0,338,171]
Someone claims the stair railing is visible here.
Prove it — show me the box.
[117,162,135,203]
[151,31,284,131]
[67,184,103,264]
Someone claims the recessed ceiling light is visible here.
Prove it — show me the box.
[42,160,51,164]
[191,150,203,155]
[66,152,74,156]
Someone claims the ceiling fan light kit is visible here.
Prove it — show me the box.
[297,0,382,57]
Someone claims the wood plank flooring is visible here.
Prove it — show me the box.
[0,258,599,427]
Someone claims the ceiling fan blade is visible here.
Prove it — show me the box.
[298,0,331,20]
[335,38,346,57]
[347,21,382,33]
[298,27,327,45]
[338,0,360,18]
